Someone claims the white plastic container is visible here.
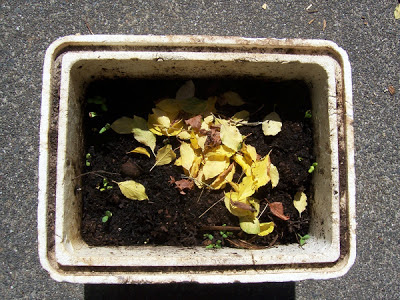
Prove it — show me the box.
[38,35,355,283]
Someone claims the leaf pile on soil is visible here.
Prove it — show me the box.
[81,79,314,248]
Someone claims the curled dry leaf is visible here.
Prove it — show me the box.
[128,147,151,158]
[388,85,396,95]
[174,179,194,195]
[118,180,148,200]
[269,202,290,221]
[231,200,257,212]
[262,112,282,136]
[293,191,308,216]
[150,144,176,171]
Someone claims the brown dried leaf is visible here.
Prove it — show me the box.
[174,179,194,195]
[388,85,396,95]
[226,238,266,250]
[185,115,202,131]
[269,202,290,221]
[204,127,221,149]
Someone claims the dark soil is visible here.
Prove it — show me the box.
[81,79,314,248]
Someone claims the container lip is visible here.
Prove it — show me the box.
[38,35,355,283]
[45,34,348,56]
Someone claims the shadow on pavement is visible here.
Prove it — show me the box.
[85,282,295,299]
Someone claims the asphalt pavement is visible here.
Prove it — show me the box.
[1,1,399,299]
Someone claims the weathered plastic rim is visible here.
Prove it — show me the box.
[38,35,355,284]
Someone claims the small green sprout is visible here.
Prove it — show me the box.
[99,123,111,134]
[89,112,98,118]
[220,231,233,239]
[203,233,214,240]
[298,234,310,246]
[304,110,312,118]
[85,153,92,167]
[205,244,214,249]
[102,210,112,223]
[98,177,113,192]
[308,162,318,173]
[297,156,303,162]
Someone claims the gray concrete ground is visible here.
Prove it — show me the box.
[1,1,399,299]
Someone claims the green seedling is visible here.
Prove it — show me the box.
[85,153,92,167]
[89,112,99,118]
[98,177,113,192]
[298,234,310,246]
[203,233,214,240]
[304,110,312,118]
[206,240,222,249]
[99,123,111,134]
[297,156,303,162]
[308,162,318,173]
[102,210,112,223]
[220,230,233,239]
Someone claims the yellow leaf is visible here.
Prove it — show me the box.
[241,143,257,162]
[128,147,151,158]
[150,144,176,171]
[176,80,195,100]
[258,222,275,236]
[111,116,135,134]
[221,91,245,106]
[174,156,182,166]
[262,112,282,136]
[196,134,207,150]
[219,119,243,151]
[202,156,230,180]
[205,96,217,115]
[224,192,253,217]
[293,191,308,216]
[155,99,180,114]
[180,142,196,172]
[194,168,205,188]
[237,175,256,199]
[239,215,260,234]
[232,110,250,125]
[177,130,191,140]
[233,153,252,177]
[118,180,148,200]
[180,98,208,115]
[395,4,400,19]
[251,154,271,189]
[190,156,203,178]
[203,114,214,125]
[269,163,279,188]
[211,163,235,189]
[131,116,156,155]
[205,144,236,160]
[148,108,181,136]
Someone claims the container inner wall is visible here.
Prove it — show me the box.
[55,51,340,267]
